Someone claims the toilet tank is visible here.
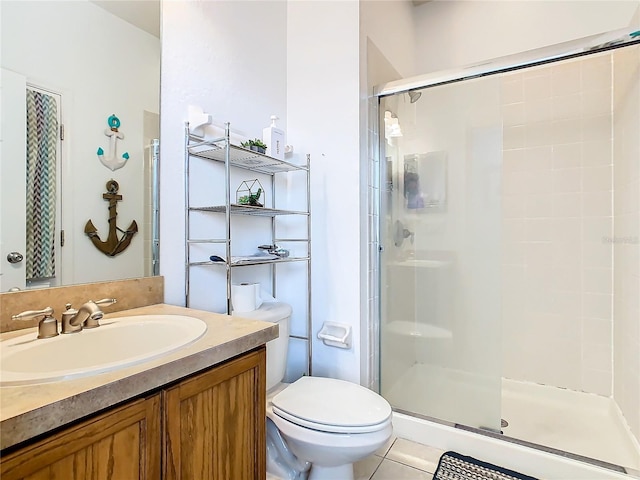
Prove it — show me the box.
[236,302,292,391]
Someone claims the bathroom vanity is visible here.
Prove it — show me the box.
[0,303,277,480]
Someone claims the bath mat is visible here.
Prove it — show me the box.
[434,451,538,480]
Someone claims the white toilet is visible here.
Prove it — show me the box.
[240,302,393,480]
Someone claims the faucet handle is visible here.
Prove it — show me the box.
[94,298,117,307]
[12,306,54,321]
[12,307,59,339]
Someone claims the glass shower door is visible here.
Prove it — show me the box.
[379,74,503,432]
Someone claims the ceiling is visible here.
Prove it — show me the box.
[90,0,160,38]
[91,0,431,39]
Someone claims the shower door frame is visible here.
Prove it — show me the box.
[370,27,640,475]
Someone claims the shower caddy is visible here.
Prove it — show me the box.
[184,122,312,372]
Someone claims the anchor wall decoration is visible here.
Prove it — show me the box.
[85,180,138,257]
[97,114,130,171]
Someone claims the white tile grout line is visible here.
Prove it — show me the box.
[371,458,435,480]
[379,437,397,458]
[368,457,383,480]
[376,437,441,475]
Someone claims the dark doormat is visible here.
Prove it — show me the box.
[434,451,539,480]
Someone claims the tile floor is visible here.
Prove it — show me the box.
[354,437,444,480]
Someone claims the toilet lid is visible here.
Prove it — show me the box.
[271,377,392,433]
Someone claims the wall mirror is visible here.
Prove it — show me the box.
[0,0,160,292]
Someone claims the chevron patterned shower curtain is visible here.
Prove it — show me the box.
[25,89,57,280]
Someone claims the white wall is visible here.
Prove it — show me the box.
[1,0,159,285]
[413,0,639,74]
[161,0,326,381]
[287,0,362,383]
[161,0,363,383]
[160,0,287,305]
[361,0,417,79]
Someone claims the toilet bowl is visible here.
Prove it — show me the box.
[239,302,393,480]
[268,376,392,480]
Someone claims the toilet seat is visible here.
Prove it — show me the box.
[272,406,391,434]
[271,376,392,434]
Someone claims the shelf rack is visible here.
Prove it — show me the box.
[184,122,312,375]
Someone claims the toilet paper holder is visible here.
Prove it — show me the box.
[317,322,352,349]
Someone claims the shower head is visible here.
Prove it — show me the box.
[408,90,422,103]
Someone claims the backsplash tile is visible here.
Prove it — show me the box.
[1,277,164,333]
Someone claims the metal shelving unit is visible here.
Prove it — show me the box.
[184,122,312,374]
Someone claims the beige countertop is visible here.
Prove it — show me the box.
[0,303,278,451]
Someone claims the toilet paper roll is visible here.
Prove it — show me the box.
[231,283,263,313]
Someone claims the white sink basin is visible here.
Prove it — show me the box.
[0,315,207,386]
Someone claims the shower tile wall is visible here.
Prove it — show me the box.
[612,44,640,440]
[501,53,614,395]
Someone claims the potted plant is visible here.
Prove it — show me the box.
[241,138,268,154]
[236,179,265,207]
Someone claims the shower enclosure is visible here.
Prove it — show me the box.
[376,31,639,475]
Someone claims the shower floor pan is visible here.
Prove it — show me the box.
[383,364,640,471]
[502,378,640,471]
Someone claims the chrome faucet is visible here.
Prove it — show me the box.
[12,306,59,339]
[61,298,117,334]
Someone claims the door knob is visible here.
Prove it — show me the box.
[6,252,24,264]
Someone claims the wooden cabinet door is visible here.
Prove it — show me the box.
[164,346,266,480]
[0,394,161,480]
